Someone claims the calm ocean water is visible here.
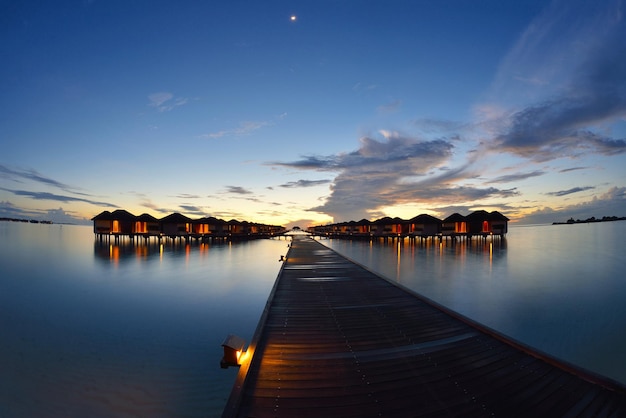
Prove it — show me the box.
[1,221,625,416]
[0,222,287,417]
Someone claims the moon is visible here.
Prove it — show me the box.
[290,15,297,21]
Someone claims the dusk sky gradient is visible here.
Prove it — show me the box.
[2,0,625,227]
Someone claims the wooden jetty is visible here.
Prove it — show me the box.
[223,236,626,417]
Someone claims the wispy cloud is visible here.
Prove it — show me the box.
[179,204,205,215]
[521,186,626,224]
[0,164,114,210]
[559,166,589,173]
[546,186,595,197]
[202,120,270,139]
[1,187,117,207]
[175,193,201,199]
[200,112,287,139]
[148,92,189,112]
[279,179,332,188]
[487,0,626,162]
[0,164,85,194]
[487,170,545,184]
[125,192,169,214]
[352,82,377,92]
[225,185,253,195]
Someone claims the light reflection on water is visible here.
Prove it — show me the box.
[2,221,626,416]
[0,222,287,417]
[323,222,626,385]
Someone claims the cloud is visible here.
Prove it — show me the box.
[44,208,91,225]
[1,187,117,207]
[488,0,626,161]
[148,92,188,112]
[275,133,455,171]
[520,186,626,224]
[202,120,270,139]
[279,179,332,188]
[148,92,173,107]
[487,170,545,184]
[0,200,29,218]
[0,164,87,194]
[494,100,626,161]
[272,131,516,221]
[559,166,589,173]
[179,205,205,215]
[225,186,253,195]
[352,82,377,92]
[175,193,201,199]
[546,186,595,197]
[0,201,91,224]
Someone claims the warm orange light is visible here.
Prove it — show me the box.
[109,244,120,263]
[238,350,250,364]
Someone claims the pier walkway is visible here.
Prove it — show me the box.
[223,236,626,417]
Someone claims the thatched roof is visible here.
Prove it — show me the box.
[160,213,192,223]
[109,209,136,221]
[91,210,112,221]
[136,213,159,222]
[409,214,442,224]
[465,210,509,222]
[489,211,510,221]
[465,210,490,222]
[442,213,466,223]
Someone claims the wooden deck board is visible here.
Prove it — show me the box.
[223,236,626,417]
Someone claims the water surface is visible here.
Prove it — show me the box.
[2,221,625,417]
[0,222,287,417]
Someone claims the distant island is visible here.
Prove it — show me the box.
[553,216,626,225]
[0,217,53,224]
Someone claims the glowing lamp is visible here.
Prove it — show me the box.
[220,334,246,368]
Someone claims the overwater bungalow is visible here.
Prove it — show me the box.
[354,219,372,235]
[160,213,192,237]
[466,210,509,237]
[372,217,404,236]
[442,213,468,237]
[92,210,113,234]
[193,216,229,236]
[489,211,509,235]
[308,210,508,241]
[92,209,286,242]
[226,219,241,235]
[407,214,441,237]
[92,209,137,235]
[135,213,160,235]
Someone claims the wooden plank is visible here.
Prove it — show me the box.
[223,236,626,417]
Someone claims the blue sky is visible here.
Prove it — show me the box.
[1,0,625,227]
